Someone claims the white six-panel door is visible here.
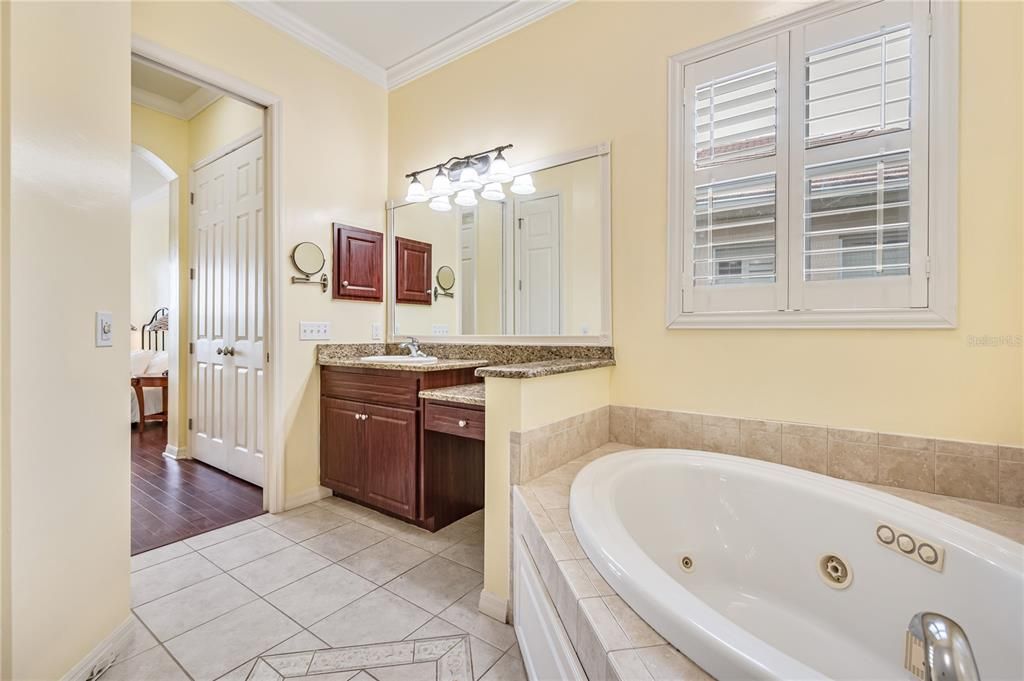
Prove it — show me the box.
[190,138,265,487]
[516,194,562,335]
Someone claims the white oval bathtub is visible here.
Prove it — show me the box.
[569,449,1024,681]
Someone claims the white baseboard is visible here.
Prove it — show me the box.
[163,444,189,460]
[478,588,509,624]
[60,615,135,681]
[285,485,333,510]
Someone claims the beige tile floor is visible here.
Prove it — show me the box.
[110,498,525,681]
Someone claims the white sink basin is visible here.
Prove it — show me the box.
[360,355,439,365]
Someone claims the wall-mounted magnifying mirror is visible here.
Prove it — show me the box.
[291,242,328,292]
[434,265,455,301]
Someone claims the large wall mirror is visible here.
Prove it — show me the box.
[387,143,611,343]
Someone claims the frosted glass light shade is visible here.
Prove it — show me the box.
[480,182,505,201]
[454,189,478,207]
[488,152,513,183]
[429,195,452,212]
[430,169,454,197]
[510,174,536,195]
[453,166,482,191]
[405,178,429,203]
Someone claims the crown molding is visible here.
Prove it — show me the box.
[132,85,221,120]
[231,0,388,87]
[387,1,572,89]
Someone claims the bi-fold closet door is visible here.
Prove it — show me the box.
[190,137,266,487]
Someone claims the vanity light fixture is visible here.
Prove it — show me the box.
[429,195,452,212]
[454,189,478,207]
[404,175,429,203]
[406,143,528,212]
[510,173,536,195]
[480,182,505,201]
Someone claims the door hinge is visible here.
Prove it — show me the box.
[927,13,933,37]
[517,218,523,230]
[517,280,522,291]
[188,418,193,431]
[925,256,932,278]
[189,342,194,354]
[190,192,195,205]
[266,352,270,363]
[190,267,196,281]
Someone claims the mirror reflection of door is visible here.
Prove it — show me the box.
[515,194,562,335]
[458,209,477,334]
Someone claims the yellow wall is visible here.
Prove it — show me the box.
[2,2,131,678]
[131,185,171,350]
[131,103,189,448]
[390,1,1024,446]
[482,368,611,606]
[133,1,389,504]
[188,95,263,164]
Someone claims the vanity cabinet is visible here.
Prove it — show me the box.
[333,223,384,301]
[320,365,483,530]
[395,236,432,305]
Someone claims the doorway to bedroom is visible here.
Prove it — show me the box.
[130,55,266,555]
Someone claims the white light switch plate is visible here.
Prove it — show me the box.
[431,324,449,336]
[95,311,113,347]
[300,321,331,341]
[371,322,383,341]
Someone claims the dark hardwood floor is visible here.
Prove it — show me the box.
[131,424,265,555]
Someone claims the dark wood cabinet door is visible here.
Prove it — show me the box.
[363,403,418,518]
[321,398,366,499]
[395,236,432,305]
[334,223,383,301]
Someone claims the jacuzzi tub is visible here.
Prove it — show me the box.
[569,449,1024,681]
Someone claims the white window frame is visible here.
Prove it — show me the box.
[666,0,958,329]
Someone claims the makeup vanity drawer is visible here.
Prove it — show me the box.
[424,402,485,441]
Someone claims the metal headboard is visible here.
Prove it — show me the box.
[141,307,169,351]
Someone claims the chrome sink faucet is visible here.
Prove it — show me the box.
[399,337,426,357]
[906,612,981,681]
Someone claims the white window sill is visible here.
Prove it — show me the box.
[666,307,956,329]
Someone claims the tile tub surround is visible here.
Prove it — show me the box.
[610,406,1024,509]
[513,443,713,681]
[420,383,486,407]
[512,444,1024,681]
[116,500,524,681]
[510,406,610,484]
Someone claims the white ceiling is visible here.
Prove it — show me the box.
[132,59,222,120]
[280,1,512,70]
[233,0,569,89]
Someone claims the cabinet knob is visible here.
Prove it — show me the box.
[458,419,467,428]
[341,280,349,288]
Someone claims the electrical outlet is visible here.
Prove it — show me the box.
[370,322,383,341]
[299,321,331,341]
[431,324,449,336]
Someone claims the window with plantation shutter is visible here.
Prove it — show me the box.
[668,0,956,327]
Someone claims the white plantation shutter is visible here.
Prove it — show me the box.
[681,36,789,313]
[789,0,929,311]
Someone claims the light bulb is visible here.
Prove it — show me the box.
[453,166,482,191]
[430,168,453,197]
[404,177,429,203]
[429,195,452,212]
[480,182,505,201]
[488,151,513,183]
[454,189,478,207]
[510,174,536,195]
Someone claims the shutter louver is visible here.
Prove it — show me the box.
[695,64,777,166]
[694,173,777,286]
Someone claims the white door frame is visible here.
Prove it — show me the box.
[130,144,182,458]
[132,35,285,513]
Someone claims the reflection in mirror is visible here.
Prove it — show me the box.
[391,151,606,337]
[292,241,326,276]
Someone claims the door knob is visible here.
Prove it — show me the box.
[223,346,236,356]
[458,420,468,428]
[341,280,349,288]
[216,347,223,355]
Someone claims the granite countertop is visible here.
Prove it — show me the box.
[475,358,616,379]
[321,357,490,372]
[419,383,485,407]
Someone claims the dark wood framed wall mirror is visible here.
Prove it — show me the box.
[387,143,612,343]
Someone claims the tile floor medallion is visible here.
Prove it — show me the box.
[108,500,525,681]
[248,636,472,680]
